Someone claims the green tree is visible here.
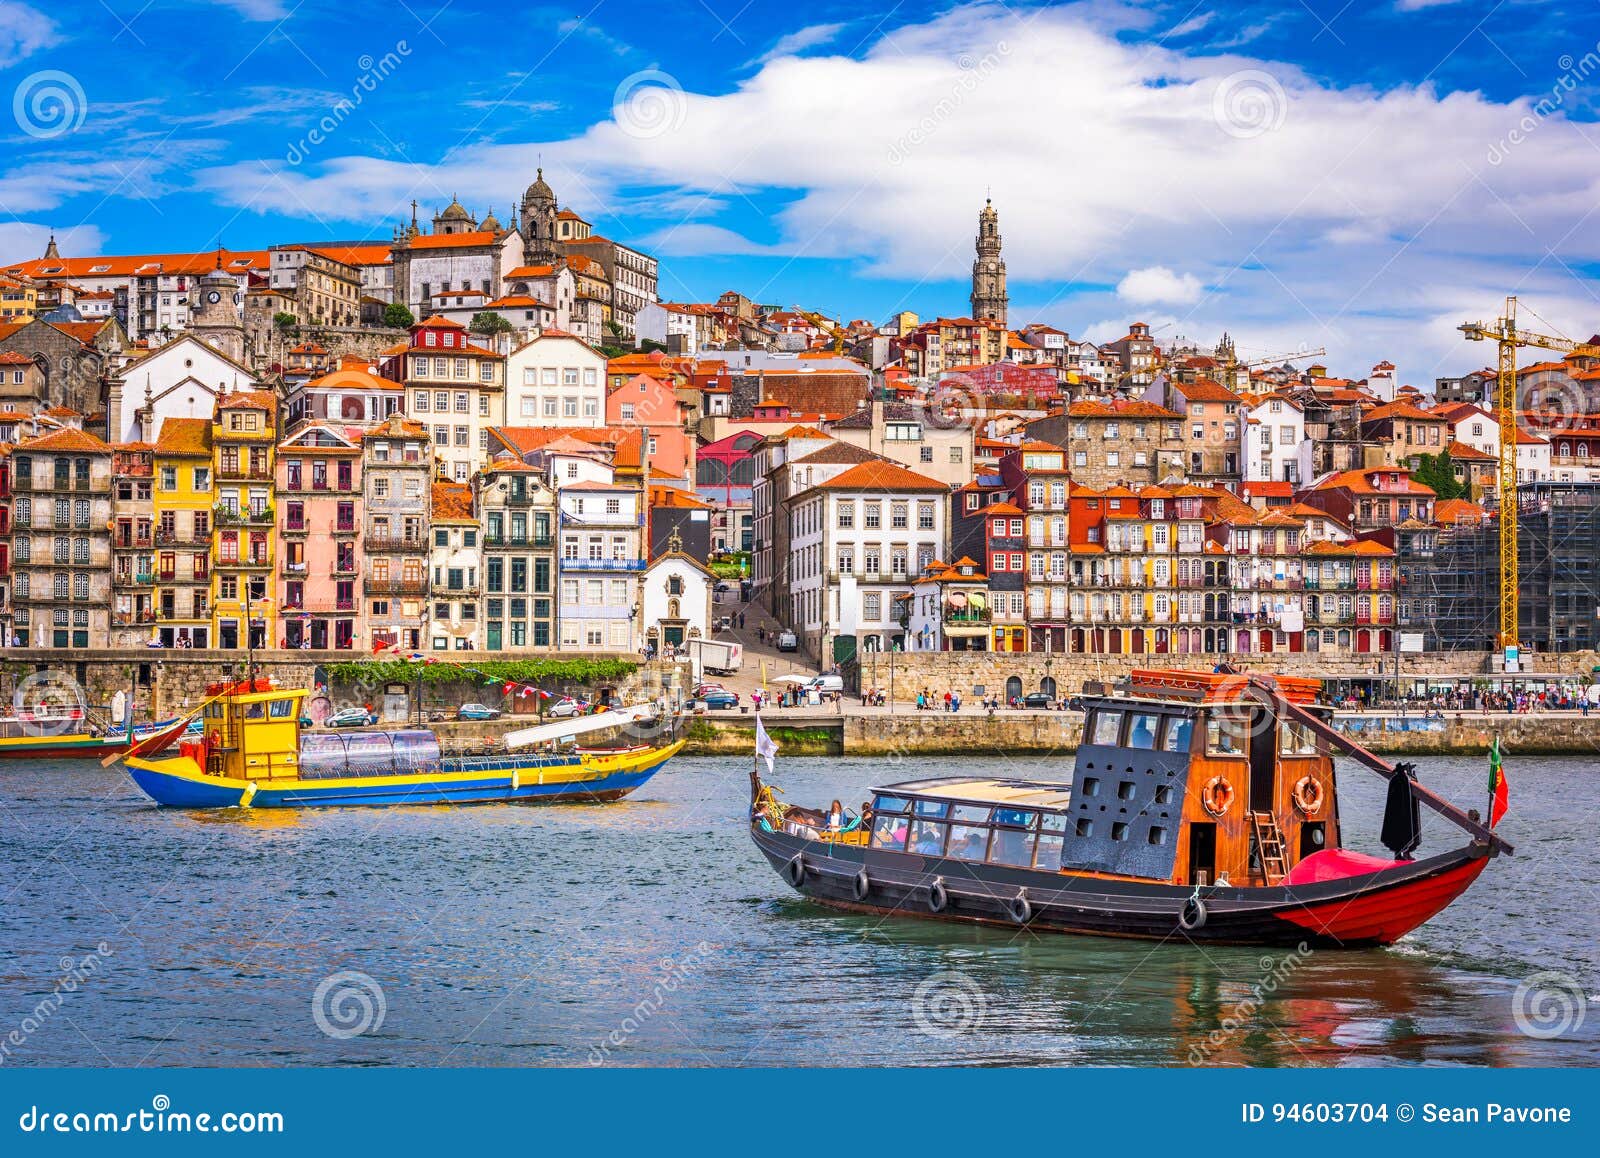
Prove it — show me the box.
[469,310,514,336]
[382,302,414,329]
[1412,452,1464,501]
[272,311,298,332]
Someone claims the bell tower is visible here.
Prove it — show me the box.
[188,251,246,363]
[520,167,559,265]
[969,197,1008,325]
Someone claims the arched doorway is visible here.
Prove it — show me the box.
[1130,627,1145,653]
[1005,675,1023,702]
[1259,629,1274,653]
[1155,628,1169,654]
[1040,675,1057,698]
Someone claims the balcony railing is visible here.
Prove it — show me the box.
[215,556,269,569]
[483,534,553,549]
[216,464,273,481]
[279,479,357,494]
[282,561,309,576]
[559,557,645,572]
[280,522,310,535]
[434,584,480,597]
[331,563,361,578]
[115,536,154,550]
[365,535,426,553]
[366,577,429,596]
[155,530,209,546]
[112,611,157,626]
[943,610,991,626]
[214,506,275,526]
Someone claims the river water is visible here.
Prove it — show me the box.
[0,753,1594,1067]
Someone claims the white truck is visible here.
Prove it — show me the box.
[690,637,743,678]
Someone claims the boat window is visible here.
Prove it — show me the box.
[1080,776,1100,797]
[1154,784,1175,805]
[269,699,295,718]
[1090,710,1123,746]
[913,800,949,818]
[873,795,910,814]
[908,819,948,855]
[1278,721,1318,756]
[947,824,990,861]
[950,803,992,822]
[987,811,1036,867]
[1075,818,1094,838]
[1035,814,1067,869]
[1205,710,1249,756]
[1111,822,1129,841]
[1126,713,1160,750]
[1147,825,1167,845]
[871,813,909,850]
[1162,716,1194,753]
[1116,781,1136,801]
[244,702,266,719]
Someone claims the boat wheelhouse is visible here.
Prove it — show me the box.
[750,669,1511,946]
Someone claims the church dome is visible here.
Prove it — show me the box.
[524,167,555,205]
[439,197,472,222]
[480,207,502,232]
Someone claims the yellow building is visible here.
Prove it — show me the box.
[0,274,38,320]
[211,390,279,650]
[151,418,215,648]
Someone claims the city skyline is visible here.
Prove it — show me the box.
[2,1,1597,377]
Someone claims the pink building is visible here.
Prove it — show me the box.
[276,423,363,649]
[605,373,693,479]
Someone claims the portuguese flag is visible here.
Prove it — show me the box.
[1487,736,1510,828]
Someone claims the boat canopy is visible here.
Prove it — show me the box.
[875,776,1074,811]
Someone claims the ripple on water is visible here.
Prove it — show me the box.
[0,753,1595,1066]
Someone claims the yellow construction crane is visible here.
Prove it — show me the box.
[1460,297,1600,661]
[798,309,849,355]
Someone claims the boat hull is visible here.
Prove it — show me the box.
[0,733,133,759]
[123,739,685,809]
[751,823,1490,948]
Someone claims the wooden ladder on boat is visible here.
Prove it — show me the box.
[1249,811,1289,885]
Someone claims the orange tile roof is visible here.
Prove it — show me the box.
[431,481,474,521]
[1363,400,1442,423]
[1303,539,1394,557]
[808,460,947,492]
[1310,468,1434,496]
[406,231,502,250]
[153,417,212,456]
[1445,439,1495,461]
[218,389,278,412]
[306,243,392,267]
[15,427,109,453]
[4,248,269,279]
[1174,378,1240,403]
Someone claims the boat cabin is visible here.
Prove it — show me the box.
[186,679,307,780]
[868,669,1340,889]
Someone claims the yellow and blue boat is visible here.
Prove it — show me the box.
[120,679,684,809]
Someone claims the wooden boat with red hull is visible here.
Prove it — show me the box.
[749,669,1512,948]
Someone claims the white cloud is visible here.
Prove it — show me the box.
[1117,266,1203,306]
[0,221,103,261]
[1395,1,1463,11]
[642,223,781,258]
[213,0,290,19]
[1166,12,1212,38]
[192,2,1600,373]
[0,1,57,67]
[749,22,848,67]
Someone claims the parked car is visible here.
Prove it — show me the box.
[1021,691,1055,710]
[697,690,740,710]
[546,697,587,718]
[775,630,799,652]
[714,581,731,595]
[457,703,502,720]
[806,674,844,694]
[326,707,376,728]
[692,682,725,698]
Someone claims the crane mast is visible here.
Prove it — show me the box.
[1459,297,1600,666]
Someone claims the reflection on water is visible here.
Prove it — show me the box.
[0,754,1594,1067]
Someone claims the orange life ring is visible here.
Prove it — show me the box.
[1201,775,1234,817]
[1293,775,1323,815]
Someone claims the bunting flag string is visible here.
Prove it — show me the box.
[370,640,578,709]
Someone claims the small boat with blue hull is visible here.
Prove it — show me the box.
[121,678,683,809]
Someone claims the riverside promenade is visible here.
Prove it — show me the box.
[679,702,1600,757]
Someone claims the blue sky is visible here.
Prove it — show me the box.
[2,0,1597,378]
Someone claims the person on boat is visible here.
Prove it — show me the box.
[826,799,845,831]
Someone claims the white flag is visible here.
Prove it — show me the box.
[754,713,779,778]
